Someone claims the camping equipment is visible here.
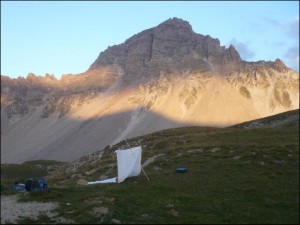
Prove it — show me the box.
[13,179,26,192]
[24,178,48,192]
[176,168,188,173]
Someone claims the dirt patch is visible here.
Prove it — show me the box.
[1,194,71,224]
[90,206,109,216]
[209,147,221,153]
[142,154,165,167]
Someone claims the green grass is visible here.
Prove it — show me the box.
[1,119,299,224]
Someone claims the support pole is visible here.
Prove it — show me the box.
[124,139,150,181]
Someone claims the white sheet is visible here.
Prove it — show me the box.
[115,146,142,183]
[87,177,117,184]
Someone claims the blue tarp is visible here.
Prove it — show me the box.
[13,184,26,192]
[176,168,188,173]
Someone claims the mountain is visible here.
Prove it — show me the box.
[1,17,299,163]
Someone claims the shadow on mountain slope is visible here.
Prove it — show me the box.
[1,108,219,164]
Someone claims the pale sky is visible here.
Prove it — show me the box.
[1,1,299,79]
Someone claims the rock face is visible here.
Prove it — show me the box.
[1,17,299,163]
[90,18,241,81]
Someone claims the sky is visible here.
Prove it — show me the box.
[1,1,299,79]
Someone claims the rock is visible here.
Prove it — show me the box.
[99,175,108,180]
[165,203,174,208]
[91,206,109,215]
[272,159,285,164]
[77,179,88,185]
[111,218,122,224]
[272,58,287,72]
[233,155,241,160]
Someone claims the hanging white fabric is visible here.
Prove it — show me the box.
[115,146,142,183]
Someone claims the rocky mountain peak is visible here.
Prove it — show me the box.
[228,44,241,62]
[89,18,242,81]
[156,17,194,34]
[273,58,288,72]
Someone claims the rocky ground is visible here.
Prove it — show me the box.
[0,194,66,224]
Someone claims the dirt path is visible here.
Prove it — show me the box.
[1,194,59,224]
